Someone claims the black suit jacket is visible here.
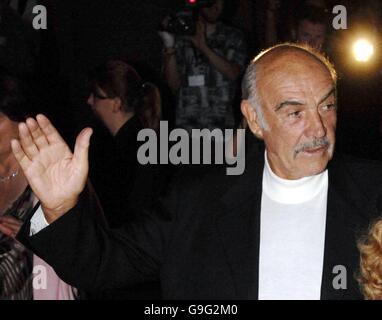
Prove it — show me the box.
[89,115,170,229]
[86,116,171,299]
[18,138,382,299]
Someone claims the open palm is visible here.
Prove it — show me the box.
[11,115,93,222]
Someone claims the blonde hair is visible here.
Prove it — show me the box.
[358,218,382,299]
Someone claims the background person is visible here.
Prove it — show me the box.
[358,218,382,300]
[159,0,247,132]
[265,0,330,52]
[0,73,75,300]
[85,60,169,299]
[86,60,165,229]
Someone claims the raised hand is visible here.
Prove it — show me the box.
[11,115,93,223]
[158,15,175,48]
[189,20,207,52]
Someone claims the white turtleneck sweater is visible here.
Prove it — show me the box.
[258,152,328,300]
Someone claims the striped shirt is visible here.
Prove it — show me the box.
[0,187,34,300]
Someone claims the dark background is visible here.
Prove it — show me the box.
[22,0,382,160]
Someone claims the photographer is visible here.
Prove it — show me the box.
[159,0,247,132]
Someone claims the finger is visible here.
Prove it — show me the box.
[0,223,16,238]
[0,222,18,233]
[18,122,39,159]
[26,117,50,150]
[36,114,66,145]
[0,216,21,236]
[11,139,32,170]
[73,128,93,173]
[0,216,22,227]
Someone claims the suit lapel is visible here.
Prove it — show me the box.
[320,155,376,299]
[214,144,375,300]
[215,142,264,299]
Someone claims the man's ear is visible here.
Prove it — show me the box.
[112,97,123,113]
[241,100,264,139]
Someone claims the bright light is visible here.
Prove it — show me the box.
[352,38,374,62]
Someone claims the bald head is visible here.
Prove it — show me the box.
[257,44,334,79]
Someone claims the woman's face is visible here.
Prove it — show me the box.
[87,86,115,124]
[0,112,19,158]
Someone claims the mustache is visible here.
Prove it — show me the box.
[294,137,330,156]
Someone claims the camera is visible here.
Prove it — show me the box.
[159,0,216,36]
[163,10,196,36]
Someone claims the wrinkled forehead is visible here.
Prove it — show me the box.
[257,49,335,93]
[260,49,332,77]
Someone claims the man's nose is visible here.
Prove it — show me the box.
[307,111,326,138]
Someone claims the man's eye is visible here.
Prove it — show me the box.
[322,103,336,111]
[288,111,302,118]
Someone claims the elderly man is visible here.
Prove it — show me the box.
[3,43,382,300]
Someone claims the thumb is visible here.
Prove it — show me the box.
[73,127,93,172]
